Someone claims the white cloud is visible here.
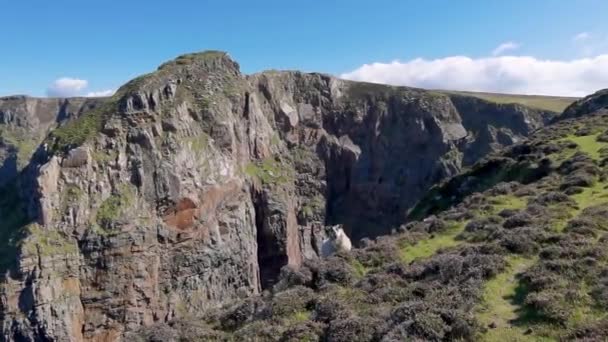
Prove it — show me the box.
[340,55,608,97]
[46,77,88,97]
[46,78,115,97]
[86,89,115,97]
[492,42,520,56]
[574,32,591,42]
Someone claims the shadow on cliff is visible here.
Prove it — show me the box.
[0,177,31,277]
[0,145,44,278]
[321,96,454,242]
[0,152,18,188]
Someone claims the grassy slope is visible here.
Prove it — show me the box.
[403,114,608,340]
[400,195,526,263]
[441,90,578,112]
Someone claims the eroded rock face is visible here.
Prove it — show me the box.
[0,51,555,341]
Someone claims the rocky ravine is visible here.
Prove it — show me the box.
[0,51,555,341]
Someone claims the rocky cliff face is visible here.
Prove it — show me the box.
[0,51,555,341]
[0,96,104,186]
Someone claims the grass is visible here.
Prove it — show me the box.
[333,286,373,315]
[405,195,527,263]
[50,101,117,153]
[96,184,136,228]
[300,195,325,219]
[489,195,528,213]
[571,180,608,214]
[351,259,369,278]
[443,90,578,113]
[476,256,554,342]
[0,128,39,169]
[92,149,118,163]
[549,177,608,232]
[399,221,466,263]
[244,158,294,185]
[288,311,311,324]
[561,133,606,160]
[21,224,78,257]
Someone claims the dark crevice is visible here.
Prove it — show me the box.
[251,187,286,290]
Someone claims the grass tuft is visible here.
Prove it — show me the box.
[399,221,466,263]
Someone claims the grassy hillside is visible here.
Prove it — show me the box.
[442,90,578,113]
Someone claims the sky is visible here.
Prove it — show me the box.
[2,0,608,97]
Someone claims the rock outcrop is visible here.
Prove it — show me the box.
[561,88,608,120]
[0,51,556,341]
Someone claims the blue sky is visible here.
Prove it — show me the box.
[2,0,608,97]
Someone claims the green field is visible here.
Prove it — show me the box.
[442,90,578,113]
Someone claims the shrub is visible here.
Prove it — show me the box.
[503,212,533,229]
[326,316,380,342]
[271,286,315,317]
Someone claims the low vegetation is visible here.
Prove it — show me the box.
[49,101,117,153]
[245,157,295,185]
[0,127,39,168]
[475,256,540,341]
[20,224,78,257]
[96,184,136,229]
[399,220,466,263]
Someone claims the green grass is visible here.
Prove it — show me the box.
[563,133,606,160]
[399,221,466,263]
[21,224,78,257]
[549,131,608,165]
[50,101,117,153]
[476,256,554,342]
[400,195,527,263]
[92,149,118,163]
[548,177,608,232]
[351,259,369,278]
[289,311,311,323]
[571,180,608,213]
[300,194,325,219]
[443,90,578,113]
[244,158,294,185]
[0,127,39,169]
[96,184,136,228]
[489,195,528,213]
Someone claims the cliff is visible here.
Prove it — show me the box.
[0,51,557,341]
[134,90,608,341]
